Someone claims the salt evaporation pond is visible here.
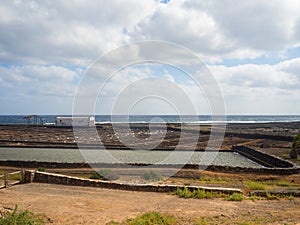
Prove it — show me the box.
[0,147,264,168]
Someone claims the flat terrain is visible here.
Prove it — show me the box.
[0,122,299,151]
[0,123,299,224]
[1,183,300,225]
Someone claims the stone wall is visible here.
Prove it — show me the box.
[29,171,241,194]
[0,159,299,175]
[232,145,295,168]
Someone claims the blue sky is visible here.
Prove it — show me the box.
[0,0,300,115]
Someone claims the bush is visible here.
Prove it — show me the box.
[266,192,280,200]
[244,181,267,190]
[0,205,44,225]
[142,171,162,181]
[174,187,223,199]
[175,187,194,198]
[276,181,290,187]
[106,212,176,225]
[89,170,120,181]
[37,167,45,172]
[194,189,214,199]
[226,193,244,201]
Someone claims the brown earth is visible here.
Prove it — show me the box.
[0,123,300,224]
[1,183,300,225]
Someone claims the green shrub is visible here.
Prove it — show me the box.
[244,181,266,190]
[37,167,45,172]
[226,193,244,201]
[276,181,290,187]
[266,192,280,200]
[194,189,214,199]
[248,195,264,201]
[197,176,229,184]
[0,205,44,225]
[106,212,176,225]
[175,187,194,198]
[142,171,162,181]
[89,170,120,181]
[174,187,223,199]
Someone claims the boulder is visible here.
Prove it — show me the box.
[289,148,297,159]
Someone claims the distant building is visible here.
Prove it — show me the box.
[55,116,95,127]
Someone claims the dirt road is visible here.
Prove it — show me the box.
[0,183,299,224]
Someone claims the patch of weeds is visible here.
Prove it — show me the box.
[89,170,119,181]
[8,173,22,181]
[213,214,220,219]
[194,189,214,199]
[195,217,210,225]
[37,167,45,172]
[174,187,194,198]
[174,187,225,199]
[142,171,162,182]
[244,181,267,190]
[285,194,294,200]
[237,216,275,225]
[197,176,230,184]
[106,212,176,225]
[248,195,264,201]
[195,214,278,225]
[276,181,291,187]
[281,154,289,159]
[0,205,45,225]
[266,192,280,200]
[226,193,244,201]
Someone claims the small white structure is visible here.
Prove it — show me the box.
[55,116,95,127]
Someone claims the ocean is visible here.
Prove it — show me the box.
[0,115,299,125]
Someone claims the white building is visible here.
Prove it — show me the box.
[55,116,95,127]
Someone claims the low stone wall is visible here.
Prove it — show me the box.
[29,171,241,194]
[0,159,299,175]
[250,190,300,197]
[232,145,295,168]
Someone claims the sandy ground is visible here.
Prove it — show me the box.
[0,183,299,225]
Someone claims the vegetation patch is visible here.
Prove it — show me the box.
[0,205,44,225]
[37,167,45,172]
[196,176,231,184]
[7,173,22,181]
[195,214,278,225]
[89,170,120,181]
[174,187,226,199]
[106,212,176,225]
[248,195,264,201]
[142,171,162,182]
[276,181,291,187]
[265,192,295,200]
[226,193,244,201]
[244,181,267,190]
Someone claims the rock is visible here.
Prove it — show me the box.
[260,143,270,148]
[289,148,297,159]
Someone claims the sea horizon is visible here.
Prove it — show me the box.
[0,114,300,125]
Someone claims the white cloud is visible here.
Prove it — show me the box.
[0,65,80,97]
[208,58,300,114]
[0,0,158,65]
[131,0,300,61]
[1,0,300,114]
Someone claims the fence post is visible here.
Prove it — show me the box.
[21,170,25,183]
[4,172,8,188]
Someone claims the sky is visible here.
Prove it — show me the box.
[0,0,300,115]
